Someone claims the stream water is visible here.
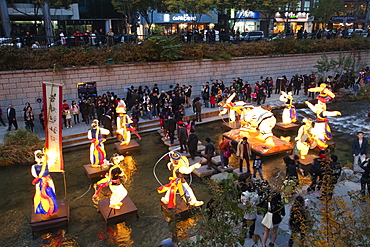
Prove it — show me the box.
[0,100,369,246]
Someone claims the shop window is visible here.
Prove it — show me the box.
[77,82,97,98]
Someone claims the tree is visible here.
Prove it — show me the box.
[310,0,344,29]
[7,0,73,44]
[112,0,163,36]
[164,0,217,31]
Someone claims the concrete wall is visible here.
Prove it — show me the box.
[1,50,369,118]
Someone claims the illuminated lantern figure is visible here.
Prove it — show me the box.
[308,83,336,104]
[31,150,58,215]
[88,119,110,168]
[116,104,133,145]
[279,91,298,124]
[219,94,276,146]
[295,118,317,159]
[158,151,203,209]
[305,101,341,149]
[218,93,246,122]
[93,154,128,209]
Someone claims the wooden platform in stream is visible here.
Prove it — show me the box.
[30,200,69,232]
[275,122,301,131]
[223,129,293,156]
[83,164,109,179]
[98,196,138,224]
[160,195,201,219]
[114,140,140,154]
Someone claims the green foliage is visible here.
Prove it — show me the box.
[0,37,369,70]
[313,52,368,80]
[178,174,245,246]
[311,0,344,27]
[0,129,44,166]
[142,36,182,61]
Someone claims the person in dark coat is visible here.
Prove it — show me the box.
[177,123,188,153]
[187,129,198,160]
[284,156,299,182]
[7,104,18,131]
[352,131,368,173]
[261,190,286,247]
[360,158,370,198]
[167,115,177,144]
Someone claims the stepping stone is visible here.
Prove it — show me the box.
[232,167,251,177]
[187,156,202,166]
[162,138,179,146]
[217,165,233,173]
[114,140,140,154]
[211,156,222,166]
[98,196,138,224]
[211,172,231,183]
[192,165,217,178]
[196,145,205,152]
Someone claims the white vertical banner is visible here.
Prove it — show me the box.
[42,82,64,172]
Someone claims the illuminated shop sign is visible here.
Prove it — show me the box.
[155,10,217,23]
[235,10,260,19]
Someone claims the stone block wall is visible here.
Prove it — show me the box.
[0,50,369,119]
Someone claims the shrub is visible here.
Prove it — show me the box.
[0,129,44,166]
[0,37,370,71]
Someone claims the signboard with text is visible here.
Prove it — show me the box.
[42,82,64,172]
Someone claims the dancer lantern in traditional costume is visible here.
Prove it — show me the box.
[31,150,58,215]
[305,100,341,150]
[218,93,246,122]
[93,154,128,209]
[295,118,316,159]
[88,119,110,167]
[116,101,141,146]
[279,91,298,124]
[158,151,203,209]
[308,83,336,104]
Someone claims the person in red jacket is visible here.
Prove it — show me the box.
[219,139,233,168]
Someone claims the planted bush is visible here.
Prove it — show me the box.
[0,37,369,71]
[0,129,44,166]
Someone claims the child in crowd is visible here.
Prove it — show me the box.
[66,109,72,128]
[210,93,217,108]
[253,155,264,180]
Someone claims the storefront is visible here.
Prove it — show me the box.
[149,10,218,35]
[274,12,312,33]
[232,10,260,32]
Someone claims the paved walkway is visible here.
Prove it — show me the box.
[0,90,338,144]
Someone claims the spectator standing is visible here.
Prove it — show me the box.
[360,159,370,198]
[178,123,188,153]
[241,183,260,239]
[352,131,368,173]
[62,100,69,128]
[194,98,202,122]
[252,155,264,179]
[204,137,215,170]
[24,106,35,132]
[70,100,80,124]
[236,137,252,173]
[203,82,210,108]
[7,104,18,131]
[219,139,233,168]
[65,109,72,128]
[106,28,114,46]
[261,191,285,247]
[187,129,198,160]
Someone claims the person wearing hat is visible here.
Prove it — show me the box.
[236,137,252,173]
[88,119,110,167]
[158,151,203,208]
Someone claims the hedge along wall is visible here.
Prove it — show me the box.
[0,50,369,118]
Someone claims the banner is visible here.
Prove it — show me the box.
[42,82,64,172]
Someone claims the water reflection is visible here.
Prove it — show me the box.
[0,100,368,246]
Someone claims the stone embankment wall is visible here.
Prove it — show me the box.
[0,50,369,117]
